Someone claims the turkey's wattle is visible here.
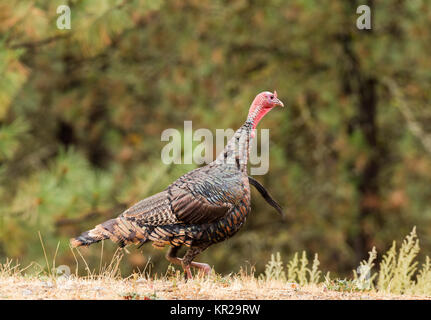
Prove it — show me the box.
[71,91,284,279]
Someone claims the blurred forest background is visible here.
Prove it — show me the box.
[1,0,431,277]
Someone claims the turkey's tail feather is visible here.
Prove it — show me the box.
[248,176,285,218]
[70,218,148,248]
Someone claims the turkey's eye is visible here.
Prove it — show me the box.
[270,95,274,100]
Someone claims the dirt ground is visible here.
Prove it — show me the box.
[1,275,430,300]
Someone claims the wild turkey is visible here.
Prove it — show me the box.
[71,91,284,279]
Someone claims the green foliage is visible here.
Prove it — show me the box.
[0,118,29,162]
[259,229,431,296]
[121,291,159,300]
[260,251,322,285]
[413,256,431,296]
[259,252,286,281]
[287,252,322,285]
[0,43,28,119]
[324,277,361,293]
[327,228,431,295]
[374,227,428,295]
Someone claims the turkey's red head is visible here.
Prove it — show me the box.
[248,91,284,130]
[258,90,284,109]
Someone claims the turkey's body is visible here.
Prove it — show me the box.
[71,91,283,278]
[140,166,250,249]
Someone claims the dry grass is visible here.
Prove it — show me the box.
[1,273,430,300]
[0,258,429,300]
[1,228,431,300]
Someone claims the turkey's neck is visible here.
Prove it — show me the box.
[214,103,266,173]
[246,104,271,131]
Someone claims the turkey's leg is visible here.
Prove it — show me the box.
[165,246,182,266]
[181,246,211,279]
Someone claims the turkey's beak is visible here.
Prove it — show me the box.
[274,98,284,107]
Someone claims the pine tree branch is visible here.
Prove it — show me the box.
[9,34,71,49]
[383,77,431,155]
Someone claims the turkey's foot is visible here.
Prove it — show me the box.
[183,265,193,280]
[191,261,212,276]
[180,261,212,280]
[166,245,211,280]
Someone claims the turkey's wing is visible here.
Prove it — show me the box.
[168,185,232,224]
[120,191,178,225]
[119,187,232,226]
